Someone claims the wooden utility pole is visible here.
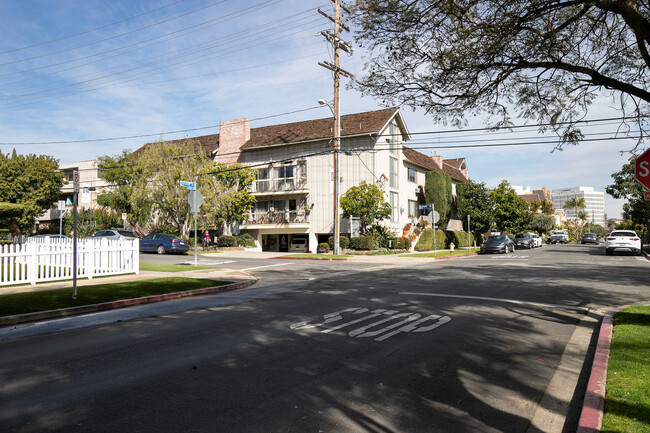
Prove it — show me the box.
[318,0,352,255]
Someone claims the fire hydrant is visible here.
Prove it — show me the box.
[449,242,455,254]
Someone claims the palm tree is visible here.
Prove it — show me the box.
[564,196,587,238]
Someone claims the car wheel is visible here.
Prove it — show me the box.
[157,245,166,254]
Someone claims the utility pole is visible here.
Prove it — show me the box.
[319,0,352,255]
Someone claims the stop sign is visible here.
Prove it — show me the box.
[636,148,650,190]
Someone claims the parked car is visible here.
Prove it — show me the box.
[513,233,535,249]
[549,230,569,244]
[581,233,599,245]
[530,233,543,248]
[91,229,138,241]
[605,230,642,256]
[479,235,514,254]
[26,234,69,242]
[289,236,308,253]
[140,233,189,254]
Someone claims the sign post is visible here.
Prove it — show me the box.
[467,214,471,251]
[72,170,79,299]
[58,200,66,236]
[188,189,203,267]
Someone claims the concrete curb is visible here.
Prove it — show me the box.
[576,305,628,433]
[272,256,348,261]
[0,279,256,327]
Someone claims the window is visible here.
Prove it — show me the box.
[408,167,416,183]
[390,192,399,222]
[388,123,400,154]
[273,165,295,190]
[408,200,418,218]
[389,157,398,189]
[256,168,270,192]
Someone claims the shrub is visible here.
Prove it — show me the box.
[217,235,237,247]
[317,242,329,253]
[328,235,350,250]
[349,235,378,250]
[237,233,255,247]
[414,229,447,251]
[370,224,396,249]
[0,239,12,245]
[395,236,411,250]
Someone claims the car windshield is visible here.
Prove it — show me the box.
[486,236,507,243]
[514,234,525,239]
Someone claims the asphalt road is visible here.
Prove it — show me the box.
[2,244,649,433]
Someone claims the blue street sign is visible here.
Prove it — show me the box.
[419,204,432,210]
[180,180,196,190]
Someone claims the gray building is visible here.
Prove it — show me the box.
[551,186,605,227]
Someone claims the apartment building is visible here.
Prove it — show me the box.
[551,186,605,227]
[206,108,470,252]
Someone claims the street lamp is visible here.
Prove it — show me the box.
[318,98,341,255]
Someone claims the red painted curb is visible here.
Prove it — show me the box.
[577,306,628,433]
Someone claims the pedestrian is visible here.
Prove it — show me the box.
[202,230,211,251]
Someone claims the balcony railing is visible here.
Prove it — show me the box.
[252,177,307,193]
[242,210,310,225]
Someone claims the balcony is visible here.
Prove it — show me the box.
[241,210,310,226]
[251,177,308,194]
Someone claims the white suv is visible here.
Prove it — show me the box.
[605,230,643,256]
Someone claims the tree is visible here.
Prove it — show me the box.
[529,213,555,235]
[606,156,650,241]
[96,150,151,237]
[347,1,650,147]
[0,151,64,234]
[491,180,532,233]
[424,171,452,228]
[456,181,493,234]
[340,181,391,234]
[540,200,555,216]
[200,163,256,236]
[564,196,587,237]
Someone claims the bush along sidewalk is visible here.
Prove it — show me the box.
[414,229,478,251]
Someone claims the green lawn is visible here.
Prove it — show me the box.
[601,305,650,433]
[0,277,229,317]
[284,253,352,259]
[401,248,480,258]
[139,263,215,272]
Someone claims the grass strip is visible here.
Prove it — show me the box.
[139,263,215,272]
[284,253,351,259]
[401,248,480,258]
[0,277,229,317]
[601,305,650,433]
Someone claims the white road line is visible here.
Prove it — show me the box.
[399,292,589,313]
[240,263,290,272]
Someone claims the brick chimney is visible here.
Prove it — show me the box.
[217,118,250,163]
[430,154,443,170]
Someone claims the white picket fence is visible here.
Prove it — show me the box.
[0,238,139,287]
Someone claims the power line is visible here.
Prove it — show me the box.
[0,105,328,145]
[0,0,187,56]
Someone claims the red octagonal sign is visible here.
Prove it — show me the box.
[636,148,650,190]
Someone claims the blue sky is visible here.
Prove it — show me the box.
[0,0,640,218]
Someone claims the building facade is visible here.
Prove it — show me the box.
[199,108,470,252]
[551,186,605,227]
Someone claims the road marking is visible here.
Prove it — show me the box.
[240,263,290,271]
[290,307,451,341]
[400,292,588,313]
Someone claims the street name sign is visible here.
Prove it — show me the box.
[419,204,432,210]
[180,180,196,190]
[635,148,650,190]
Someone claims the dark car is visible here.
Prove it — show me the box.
[581,233,599,244]
[479,235,515,254]
[513,232,534,249]
[92,229,138,241]
[140,233,189,254]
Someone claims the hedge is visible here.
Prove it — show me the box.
[216,235,237,247]
[395,236,411,250]
[328,235,350,250]
[414,229,447,251]
[349,236,378,250]
[237,233,255,247]
[446,231,475,249]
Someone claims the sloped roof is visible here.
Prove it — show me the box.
[402,146,469,183]
[240,107,402,149]
[443,158,466,170]
[134,108,402,155]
